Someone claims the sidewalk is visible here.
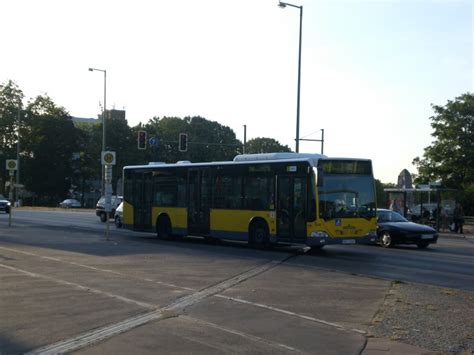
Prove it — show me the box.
[439,230,474,242]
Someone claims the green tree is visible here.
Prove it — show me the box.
[245,137,292,154]
[142,116,241,164]
[186,116,240,162]
[72,124,101,202]
[0,80,24,194]
[413,93,474,213]
[103,114,136,190]
[21,95,79,205]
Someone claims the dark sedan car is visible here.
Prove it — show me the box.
[377,208,438,248]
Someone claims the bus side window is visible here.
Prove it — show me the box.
[213,174,242,209]
[244,176,272,211]
[177,176,186,207]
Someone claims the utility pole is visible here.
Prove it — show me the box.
[16,100,21,204]
[299,128,325,154]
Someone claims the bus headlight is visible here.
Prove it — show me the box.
[311,231,329,238]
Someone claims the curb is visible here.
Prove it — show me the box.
[439,232,474,242]
[364,337,439,355]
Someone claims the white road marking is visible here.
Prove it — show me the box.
[216,294,366,334]
[181,315,301,353]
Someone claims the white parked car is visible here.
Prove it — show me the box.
[114,202,123,228]
[96,195,123,222]
[0,194,11,214]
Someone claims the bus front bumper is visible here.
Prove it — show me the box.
[306,232,377,247]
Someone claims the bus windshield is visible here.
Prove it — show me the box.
[318,174,376,220]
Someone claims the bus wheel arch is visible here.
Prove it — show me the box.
[156,213,172,239]
[248,218,270,249]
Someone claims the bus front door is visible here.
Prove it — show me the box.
[188,169,211,235]
[277,175,307,243]
[133,171,153,231]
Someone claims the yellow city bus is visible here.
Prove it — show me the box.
[122,153,377,248]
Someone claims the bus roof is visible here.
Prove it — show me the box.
[124,153,371,171]
[233,152,326,165]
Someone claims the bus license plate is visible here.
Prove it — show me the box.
[342,239,356,244]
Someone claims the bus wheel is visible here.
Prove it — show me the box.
[156,215,172,239]
[250,222,269,249]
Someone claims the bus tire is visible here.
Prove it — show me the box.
[156,215,172,240]
[249,221,269,249]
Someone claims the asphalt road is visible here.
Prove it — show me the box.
[0,209,473,354]
[2,209,473,291]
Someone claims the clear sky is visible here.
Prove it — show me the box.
[1,0,472,183]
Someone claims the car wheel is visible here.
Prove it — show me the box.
[5,207,10,214]
[417,242,429,249]
[99,212,107,222]
[380,231,394,248]
[249,222,269,249]
[114,216,122,228]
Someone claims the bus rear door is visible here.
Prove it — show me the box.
[133,171,153,231]
[188,168,211,235]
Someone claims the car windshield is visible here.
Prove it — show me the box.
[0,194,7,200]
[377,210,408,223]
[98,196,122,205]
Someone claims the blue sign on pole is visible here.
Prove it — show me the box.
[149,137,158,147]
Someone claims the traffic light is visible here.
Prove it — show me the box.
[138,130,147,150]
[179,133,188,152]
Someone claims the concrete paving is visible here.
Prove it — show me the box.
[0,217,471,354]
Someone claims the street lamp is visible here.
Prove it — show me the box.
[16,99,21,205]
[278,1,303,153]
[88,67,107,195]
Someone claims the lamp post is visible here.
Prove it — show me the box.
[278,1,303,153]
[16,99,21,204]
[88,67,107,195]
[243,124,247,154]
